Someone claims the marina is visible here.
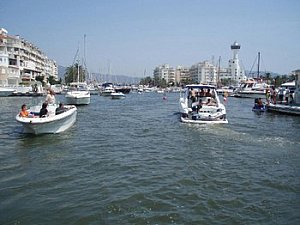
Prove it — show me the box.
[0,93,299,224]
[1,1,300,224]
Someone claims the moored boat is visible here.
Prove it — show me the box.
[266,70,300,115]
[16,104,77,134]
[0,86,16,97]
[179,84,228,124]
[100,84,115,96]
[111,92,125,99]
[65,82,91,105]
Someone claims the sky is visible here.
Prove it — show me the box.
[1,0,299,77]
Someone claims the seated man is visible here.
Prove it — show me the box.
[56,103,66,115]
[39,102,48,118]
[206,98,216,106]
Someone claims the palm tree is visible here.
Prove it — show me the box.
[64,63,86,84]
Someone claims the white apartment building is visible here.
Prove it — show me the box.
[0,28,57,86]
[153,64,176,84]
[189,61,217,84]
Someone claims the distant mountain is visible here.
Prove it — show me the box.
[245,70,281,77]
[89,72,141,84]
[58,65,66,79]
[57,65,141,84]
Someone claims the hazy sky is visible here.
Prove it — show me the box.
[1,0,299,77]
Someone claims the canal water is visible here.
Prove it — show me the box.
[0,93,299,225]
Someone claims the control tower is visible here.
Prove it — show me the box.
[228,41,246,82]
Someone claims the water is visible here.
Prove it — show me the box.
[0,93,299,225]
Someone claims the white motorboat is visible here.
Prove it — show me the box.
[65,82,91,105]
[233,78,270,99]
[216,86,234,96]
[16,104,77,134]
[0,86,16,97]
[179,84,228,124]
[267,103,300,115]
[266,72,300,116]
[100,85,115,96]
[111,92,125,99]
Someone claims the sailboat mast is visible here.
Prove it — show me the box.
[217,56,221,86]
[83,34,87,82]
[77,63,80,83]
[257,52,260,78]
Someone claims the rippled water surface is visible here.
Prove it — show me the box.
[0,93,299,225]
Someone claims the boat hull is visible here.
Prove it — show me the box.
[234,91,266,99]
[65,91,91,105]
[180,116,228,124]
[267,103,300,115]
[0,87,15,97]
[111,93,125,99]
[16,106,77,134]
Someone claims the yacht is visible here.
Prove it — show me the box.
[65,82,91,105]
[233,78,270,99]
[179,84,228,124]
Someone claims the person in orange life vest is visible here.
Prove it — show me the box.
[19,104,29,117]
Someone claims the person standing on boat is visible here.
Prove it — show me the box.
[190,88,196,103]
[45,89,56,104]
[266,88,271,104]
[270,86,277,104]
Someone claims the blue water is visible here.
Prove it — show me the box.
[0,93,299,225]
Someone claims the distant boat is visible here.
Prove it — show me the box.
[0,86,16,97]
[111,92,125,99]
[11,81,44,97]
[233,52,270,99]
[266,72,300,116]
[65,39,91,105]
[65,82,91,105]
[16,104,77,134]
[100,83,115,96]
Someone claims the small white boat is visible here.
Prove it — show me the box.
[65,82,91,105]
[0,86,16,97]
[216,86,234,96]
[179,84,228,124]
[267,103,300,115]
[100,85,115,96]
[266,72,300,115]
[16,104,77,134]
[233,78,270,99]
[111,92,125,99]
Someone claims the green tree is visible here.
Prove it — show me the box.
[35,75,45,86]
[47,75,61,85]
[64,63,86,84]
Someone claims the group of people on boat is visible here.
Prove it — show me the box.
[19,89,66,118]
[188,88,218,113]
[265,86,294,105]
[189,88,214,103]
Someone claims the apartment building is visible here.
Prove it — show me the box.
[189,61,217,84]
[0,28,57,86]
[153,41,246,85]
[153,64,176,84]
[175,66,190,83]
